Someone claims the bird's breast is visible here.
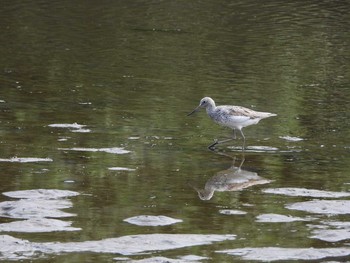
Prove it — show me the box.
[208,109,261,129]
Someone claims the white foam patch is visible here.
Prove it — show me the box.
[179,255,209,261]
[286,200,350,215]
[124,215,183,226]
[58,137,70,142]
[48,123,86,129]
[0,189,79,219]
[216,247,350,261]
[247,146,279,151]
[48,123,91,133]
[50,234,235,255]
[120,255,208,262]
[3,189,79,200]
[227,145,279,152]
[0,199,76,219]
[279,136,304,142]
[58,147,130,154]
[0,218,81,233]
[219,209,247,215]
[0,235,37,260]
[230,145,303,153]
[311,228,350,243]
[0,234,236,260]
[256,213,312,223]
[71,129,91,133]
[108,167,136,171]
[263,187,350,198]
[118,257,185,262]
[0,157,53,163]
[310,221,350,242]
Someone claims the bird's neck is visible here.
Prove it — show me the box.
[206,103,216,114]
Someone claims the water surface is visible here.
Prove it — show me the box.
[0,1,350,262]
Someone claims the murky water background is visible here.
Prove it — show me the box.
[0,1,349,262]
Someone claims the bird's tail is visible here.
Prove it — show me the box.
[260,112,277,119]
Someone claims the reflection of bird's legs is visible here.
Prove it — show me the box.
[210,148,246,171]
[225,151,245,169]
[238,156,245,169]
[208,129,237,149]
[220,152,245,170]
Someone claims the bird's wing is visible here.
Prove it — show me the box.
[224,106,260,119]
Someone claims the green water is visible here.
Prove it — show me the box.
[0,1,350,262]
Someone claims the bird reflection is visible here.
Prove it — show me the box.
[192,152,271,200]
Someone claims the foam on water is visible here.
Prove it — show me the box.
[108,167,136,171]
[279,136,304,142]
[286,200,350,215]
[219,209,247,215]
[123,215,183,226]
[216,247,350,261]
[0,189,80,233]
[48,123,91,133]
[0,157,53,163]
[0,234,236,260]
[228,145,279,152]
[263,187,350,198]
[58,147,130,154]
[0,199,76,219]
[0,218,81,233]
[310,221,350,242]
[48,123,86,129]
[256,213,312,223]
[3,189,79,199]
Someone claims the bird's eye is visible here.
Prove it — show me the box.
[202,100,206,104]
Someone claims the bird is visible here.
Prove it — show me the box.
[187,97,277,149]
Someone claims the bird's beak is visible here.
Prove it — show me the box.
[187,106,200,116]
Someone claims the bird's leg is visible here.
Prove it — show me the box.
[238,129,246,151]
[208,130,237,149]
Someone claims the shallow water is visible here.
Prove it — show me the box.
[0,1,350,262]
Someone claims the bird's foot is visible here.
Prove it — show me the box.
[208,139,219,150]
[208,138,235,150]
